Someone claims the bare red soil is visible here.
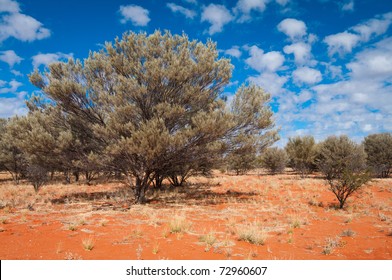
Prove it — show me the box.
[0,171,391,260]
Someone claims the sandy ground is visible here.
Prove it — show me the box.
[0,171,391,260]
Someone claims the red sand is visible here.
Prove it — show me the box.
[0,172,391,260]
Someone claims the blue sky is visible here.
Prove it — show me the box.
[1,0,391,146]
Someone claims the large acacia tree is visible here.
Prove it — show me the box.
[29,31,276,203]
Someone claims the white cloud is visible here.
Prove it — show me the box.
[283,42,312,65]
[201,4,233,35]
[342,0,354,12]
[0,50,23,67]
[32,52,73,69]
[245,45,285,72]
[167,3,196,19]
[346,37,392,80]
[352,12,392,42]
[234,0,268,23]
[275,0,290,6]
[277,18,307,41]
[11,69,22,76]
[0,0,20,13]
[183,0,197,4]
[324,13,392,56]
[248,72,288,95]
[324,31,360,56]
[0,79,22,93]
[0,91,28,118]
[0,13,50,42]
[293,67,322,84]
[224,46,242,58]
[119,5,150,26]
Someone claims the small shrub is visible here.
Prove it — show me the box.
[341,229,356,237]
[317,135,371,209]
[285,136,317,177]
[260,147,287,174]
[364,133,392,178]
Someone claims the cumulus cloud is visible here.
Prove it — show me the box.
[224,46,242,58]
[119,5,150,26]
[0,91,27,118]
[341,0,354,12]
[0,0,20,13]
[324,31,361,56]
[346,37,392,80]
[277,18,307,41]
[324,13,392,56]
[293,67,322,85]
[0,12,50,42]
[183,0,197,4]
[32,52,73,69]
[245,45,285,72]
[234,0,268,23]
[248,72,288,95]
[167,3,196,19]
[201,4,233,35]
[0,79,22,93]
[0,50,22,67]
[275,0,290,6]
[352,12,392,42]
[283,42,312,65]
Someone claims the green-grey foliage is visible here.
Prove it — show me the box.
[285,135,317,177]
[364,133,392,178]
[260,147,288,174]
[225,85,278,175]
[0,118,27,184]
[29,31,277,202]
[317,135,370,209]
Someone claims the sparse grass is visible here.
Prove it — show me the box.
[68,224,77,231]
[168,215,191,233]
[199,231,217,251]
[130,228,144,239]
[136,245,143,260]
[82,237,95,251]
[152,242,160,255]
[64,251,83,260]
[322,236,342,255]
[341,229,356,237]
[378,213,387,222]
[99,219,108,227]
[56,242,63,254]
[237,223,267,245]
[0,217,7,224]
[162,227,170,238]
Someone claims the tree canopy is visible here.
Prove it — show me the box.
[27,30,277,202]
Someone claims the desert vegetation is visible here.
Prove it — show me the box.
[0,31,391,260]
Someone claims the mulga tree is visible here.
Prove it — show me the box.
[0,118,27,184]
[285,135,317,177]
[30,31,277,203]
[364,133,392,178]
[6,110,75,192]
[317,135,370,209]
[260,147,288,174]
[225,85,278,175]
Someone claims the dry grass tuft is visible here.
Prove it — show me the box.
[237,223,267,245]
[82,237,95,251]
[168,215,191,233]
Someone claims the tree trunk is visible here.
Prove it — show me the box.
[134,174,151,204]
